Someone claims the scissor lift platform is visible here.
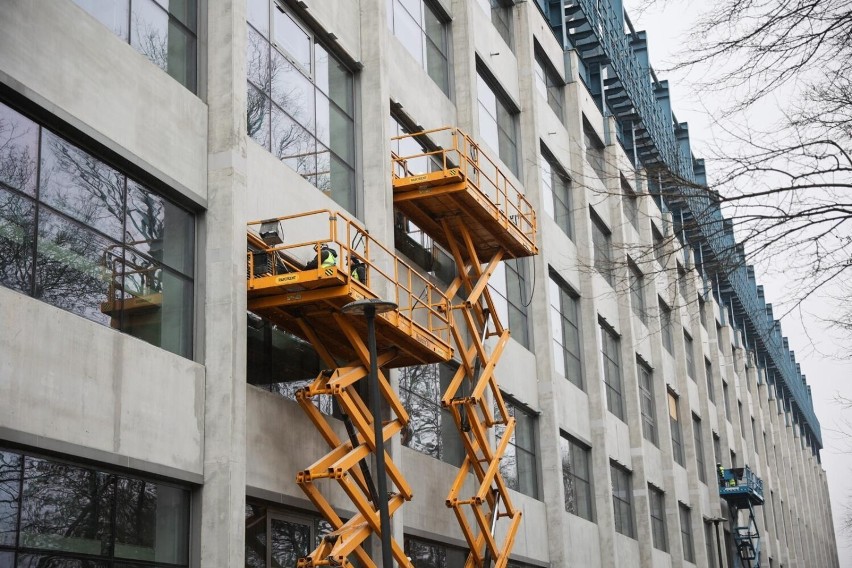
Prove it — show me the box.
[247,210,454,369]
[719,466,765,506]
[391,127,538,262]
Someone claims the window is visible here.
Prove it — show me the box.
[600,323,624,420]
[629,263,647,324]
[738,401,745,432]
[476,0,513,48]
[648,484,667,551]
[669,390,684,466]
[246,502,333,567]
[591,211,614,286]
[490,259,530,348]
[610,463,634,538]
[388,0,450,95]
[0,102,195,358]
[496,397,538,498]
[752,419,759,454]
[637,360,658,446]
[549,273,582,388]
[699,297,707,328]
[540,149,572,238]
[659,299,673,354]
[560,434,594,521]
[477,72,519,176]
[713,432,721,465]
[622,178,640,231]
[399,362,465,466]
[1,447,190,566]
[73,0,197,91]
[684,332,695,381]
[678,266,688,302]
[403,535,467,567]
[679,503,695,563]
[705,521,716,568]
[583,121,606,181]
[723,381,732,421]
[705,359,715,403]
[653,226,666,268]
[534,51,564,119]
[693,414,706,483]
[247,4,356,211]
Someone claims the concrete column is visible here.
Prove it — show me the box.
[200,1,248,567]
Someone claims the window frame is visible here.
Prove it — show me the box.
[533,48,564,120]
[659,299,674,354]
[549,271,583,389]
[600,322,624,420]
[637,359,658,446]
[496,395,539,499]
[692,413,707,483]
[610,462,635,538]
[648,484,668,551]
[684,331,695,381]
[476,68,520,176]
[540,146,573,238]
[668,389,685,466]
[560,433,595,522]
[629,261,647,325]
[388,0,451,96]
[590,210,614,286]
[679,503,695,563]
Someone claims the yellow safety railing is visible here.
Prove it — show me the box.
[391,126,537,250]
[247,208,452,355]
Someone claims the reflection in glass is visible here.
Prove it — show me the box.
[272,53,315,133]
[130,0,197,90]
[39,131,125,240]
[0,189,36,294]
[0,451,22,547]
[0,104,39,196]
[247,85,272,148]
[20,457,113,556]
[0,551,11,568]
[126,180,194,276]
[271,107,317,180]
[34,210,116,326]
[247,0,269,36]
[270,518,310,568]
[17,556,109,568]
[114,478,189,564]
[245,504,267,568]
[247,26,271,92]
[273,10,311,70]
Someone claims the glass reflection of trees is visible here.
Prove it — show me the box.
[244,503,334,568]
[403,536,465,568]
[246,1,356,212]
[0,448,190,567]
[0,102,194,358]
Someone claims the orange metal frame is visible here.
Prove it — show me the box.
[246,209,456,567]
[391,127,538,568]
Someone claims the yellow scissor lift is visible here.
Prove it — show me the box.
[246,209,454,568]
[391,126,538,568]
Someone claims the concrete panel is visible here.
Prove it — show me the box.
[566,515,601,566]
[557,380,591,443]
[245,386,356,513]
[651,548,673,568]
[0,287,204,475]
[615,534,641,568]
[493,337,539,410]
[301,0,361,62]
[504,493,549,564]
[606,413,632,468]
[401,448,468,542]
[644,442,664,488]
[0,0,207,203]
[386,39,456,130]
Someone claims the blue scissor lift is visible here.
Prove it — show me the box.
[718,466,764,567]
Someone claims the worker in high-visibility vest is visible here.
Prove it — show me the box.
[306,244,337,269]
[717,463,726,488]
[351,257,366,283]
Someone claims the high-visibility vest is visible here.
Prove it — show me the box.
[321,249,336,268]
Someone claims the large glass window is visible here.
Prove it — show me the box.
[679,503,695,563]
[648,484,667,551]
[629,262,646,325]
[388,0,450,95]
[591,212,614,286]
[495,397,538,499]
[637,360,658,446]
[0,448,190,566]
[610,463,634,538]
[669,390,684,466]
[622,178,640,231]
[490,259,530,348]
[477,73,519,176]
[705,359,715,403]
[693,414,707,483]
[403,535,466,568]
[559,434,594,521]
[684,332,695,381]
[399,362,464,466]
[549,272,582,388]
[600,323,624,420]
[245,502,332,568]
[0,102,195,358]
[723,381,732,421]
[583,122,606,182]
[247,4,356,211]
[659,299,673,354]
[534,51,563,120]
[72,0,197,92]
[540,148,572,238]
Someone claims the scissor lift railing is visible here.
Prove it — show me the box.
[719,466,765,568]
[246,209,453,568]
[101,241,163,324]
[392,127,538,568]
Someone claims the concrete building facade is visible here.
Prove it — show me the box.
[0,0,839,567]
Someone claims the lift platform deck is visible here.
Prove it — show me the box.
[391,127,538,262]
[247,209,453,369]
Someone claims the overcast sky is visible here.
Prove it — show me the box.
[618,1,852,564]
